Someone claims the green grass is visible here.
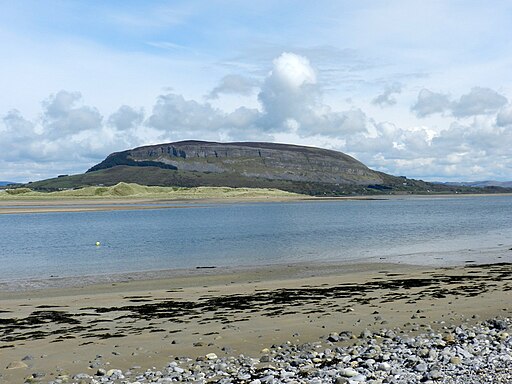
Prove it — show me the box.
[0,182,303,200]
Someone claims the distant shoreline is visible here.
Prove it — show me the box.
[1,192,512,214]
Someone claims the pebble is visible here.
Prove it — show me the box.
[37,316,511,384]
[6,361,28,370]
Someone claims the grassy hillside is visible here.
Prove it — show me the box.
[1,182,302,200]
[26,165,506,196]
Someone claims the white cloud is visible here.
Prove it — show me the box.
[411,89,451,117]
[412,87,508,119]
[496,104,512,126]
[41,91,103,139]
[372,83,401,107]
[347,113,512,182]
[1,51,512,183]
[147,93,225,138]
[207,74,258,99]
[257,52,368,137]
[108,105,144,131]
[452,87,508,117]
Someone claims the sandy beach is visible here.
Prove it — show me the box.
[1,260,510,383]
[2,193,512,215]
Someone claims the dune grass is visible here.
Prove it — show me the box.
[0,182,302,200]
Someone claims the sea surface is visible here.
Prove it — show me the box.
[1,195,512,282]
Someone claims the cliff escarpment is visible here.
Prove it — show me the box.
[87,141,386,186]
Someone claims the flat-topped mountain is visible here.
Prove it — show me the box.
[87,140,388,185]
[28,140,507,195]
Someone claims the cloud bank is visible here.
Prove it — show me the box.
[1,52,511,183]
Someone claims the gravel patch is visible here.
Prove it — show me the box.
[32,317,511,384]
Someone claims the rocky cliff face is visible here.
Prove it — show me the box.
[88,140,386,185]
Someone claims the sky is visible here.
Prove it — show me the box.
[1,1,512,183]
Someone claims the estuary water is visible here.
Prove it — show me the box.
[1,195,512,282]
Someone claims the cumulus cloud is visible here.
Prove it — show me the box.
[2,109,35,137]
[147,93,224,135]
[1,110,38,161]
[257,52,368,136]
[411,89,451,117]
[346,113,512,181]
[207,74,258,99]
[257,52,318,131]
[2,52,512,183]
[108,105,144,131]
[452,87,508,117]
[372,83,401,107]
[496,104,512,126]
[0,90,157,179]
[412,87,508,118]
[42,91,103,139]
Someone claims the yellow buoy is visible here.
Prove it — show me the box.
[95,241,101,246]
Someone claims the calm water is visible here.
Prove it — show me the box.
[1,196,512,281]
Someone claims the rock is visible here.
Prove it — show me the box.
[488,319,508,330]
[340,367,358,377]
[443,333,455,343]
[430,369,443,379]
[88,141,391,192]
[260,355,271,363]
[96,368,106,376]
[328,334,340,342]
[38,317,512,384]
[106,368,123,377]
[72,373,92,380]
[377,362,391,371]
[351,373,366,382]
[6,361,28,370]
[360,329,373,338]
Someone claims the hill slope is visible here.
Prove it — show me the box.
[27,141,510,196]
[87,140,388,185]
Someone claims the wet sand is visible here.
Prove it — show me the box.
[2,193,512,215]
[0,197,299,215]
[1,261,510,383]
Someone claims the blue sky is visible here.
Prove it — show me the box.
[1,1,512,182]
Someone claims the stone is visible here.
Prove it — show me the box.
[72,373,91,380]
[260,355,271,363]
[377,362,391,371]
[443,334,455,343]
[430,369,443,379]
[340,367,358,377]
[6,361,28,370]
[360,329,373,338]
[205,353,218,360]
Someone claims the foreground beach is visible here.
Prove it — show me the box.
[1,261,510,383]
